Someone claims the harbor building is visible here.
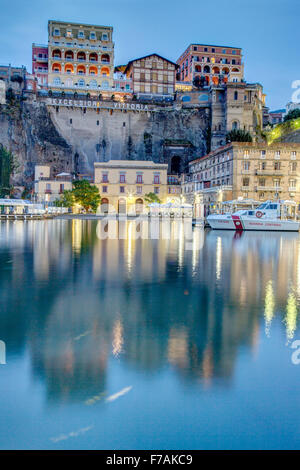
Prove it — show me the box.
[47,20,114,96]
[34,164,72,203]
[124,54,177,100]
[94,160,169,214]
[32,43,48,88]
[182,142,300,214]
[177,44,244,86]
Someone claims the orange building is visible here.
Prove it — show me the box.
[177,44,244,86]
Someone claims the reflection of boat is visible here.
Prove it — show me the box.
[207,200,300,232]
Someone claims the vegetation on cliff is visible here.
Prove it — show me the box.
[55,179,101,212]
[266,116,300,144]
[0,145,18,197]
[226,129,253,143]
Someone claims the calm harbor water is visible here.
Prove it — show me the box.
[0,218,299,450]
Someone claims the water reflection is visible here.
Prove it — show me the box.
[0,220,299,405]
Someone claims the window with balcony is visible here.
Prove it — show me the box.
[290,179,296,189]
[261,150,266,158]
[102,173,108,183]
[90,32,96,40]
[53,29,60,36]
[136,174,143,184]
[275,151,281,159]
[274,162,281,170]
[154,174,160,184]
[291,162,297,171]
[242,178,249,187]
[259,178,265,187]
[78,31,85,39]
[291,151,297,160]
[120,174,126,183]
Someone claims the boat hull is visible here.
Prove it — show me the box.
[207,215,300,231]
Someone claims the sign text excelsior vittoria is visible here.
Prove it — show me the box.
[46,98,151,112]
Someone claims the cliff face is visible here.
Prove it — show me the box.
[0,99,210,186]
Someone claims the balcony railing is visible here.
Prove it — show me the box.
[255,169,284,176]
[256,186,282,191]
[289,187,297,192]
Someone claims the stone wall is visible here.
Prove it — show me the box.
[0,99,209,188]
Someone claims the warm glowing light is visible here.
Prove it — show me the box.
[264,280,275,336]
[285,290,298,341]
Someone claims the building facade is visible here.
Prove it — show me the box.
[124,54,177,99]
[0,80,5,104]
[32,43,48,88]
[48,20,114,95]
[0,65,26,96]
[177,44,244,86]
[34,164,72,203]
[183,142,300,213]
[94,160,169,214]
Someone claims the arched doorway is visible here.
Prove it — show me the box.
[135,198,143,215]
[118,198,126,215]
[170,156,181,174]
[101,198,109,214]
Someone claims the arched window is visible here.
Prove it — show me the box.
[234,91,238,100]
[78,78,85,87]
[52,49,61,59]
[232,121,239,130]
[204,65,210,74]
[89,52,98,62]
[77,65,86,75]
[222,67,229,75]
[181,95,191,102]
[101,67,110,77]
[101,54,110,63]
[212,66,220,74]
[65,50,74,60]
[53,77,61,86]
[195,65,201,73]
[101,80,109,89]
[52,63,61,73]
[89,66,98,75]
[77,51,86,61]
[64,63,74,74]
[65,79,73,88]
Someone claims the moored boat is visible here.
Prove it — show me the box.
[207,200,300,232]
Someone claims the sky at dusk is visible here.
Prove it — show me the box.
[0,0,299,110]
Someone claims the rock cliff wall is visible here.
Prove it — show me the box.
[0,99,210,186]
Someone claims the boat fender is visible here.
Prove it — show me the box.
[256,211,263,218]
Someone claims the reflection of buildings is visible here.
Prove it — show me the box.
[0,220,300,404]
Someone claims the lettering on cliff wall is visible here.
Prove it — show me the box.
[46,98,151,112]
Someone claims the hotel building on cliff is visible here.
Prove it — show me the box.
[47,20,114,95]
[182,142,300,215]
[177,43,244,86]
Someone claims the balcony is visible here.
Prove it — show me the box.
[45,189,52,194]
[241,169,251,174]
[256,186,282,191]
[255,169,284,176]
[289,187,297,192]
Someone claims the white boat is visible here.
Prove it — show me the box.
[207,200,300,232]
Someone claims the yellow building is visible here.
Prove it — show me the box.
[34,164,72,203]
[48,20,114,95]
[183,142,300,214]
[94,160,168,214]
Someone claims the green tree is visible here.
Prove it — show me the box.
[72,179,101,213]
[144,192,161,205]
[226,129,253,143]
[54,189,75,208]
[284,109,300,122]
[0,145,17,197]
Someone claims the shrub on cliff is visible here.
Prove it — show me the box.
[0,145,17,197]
[284,109,300,122]
[226,129,253,143]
